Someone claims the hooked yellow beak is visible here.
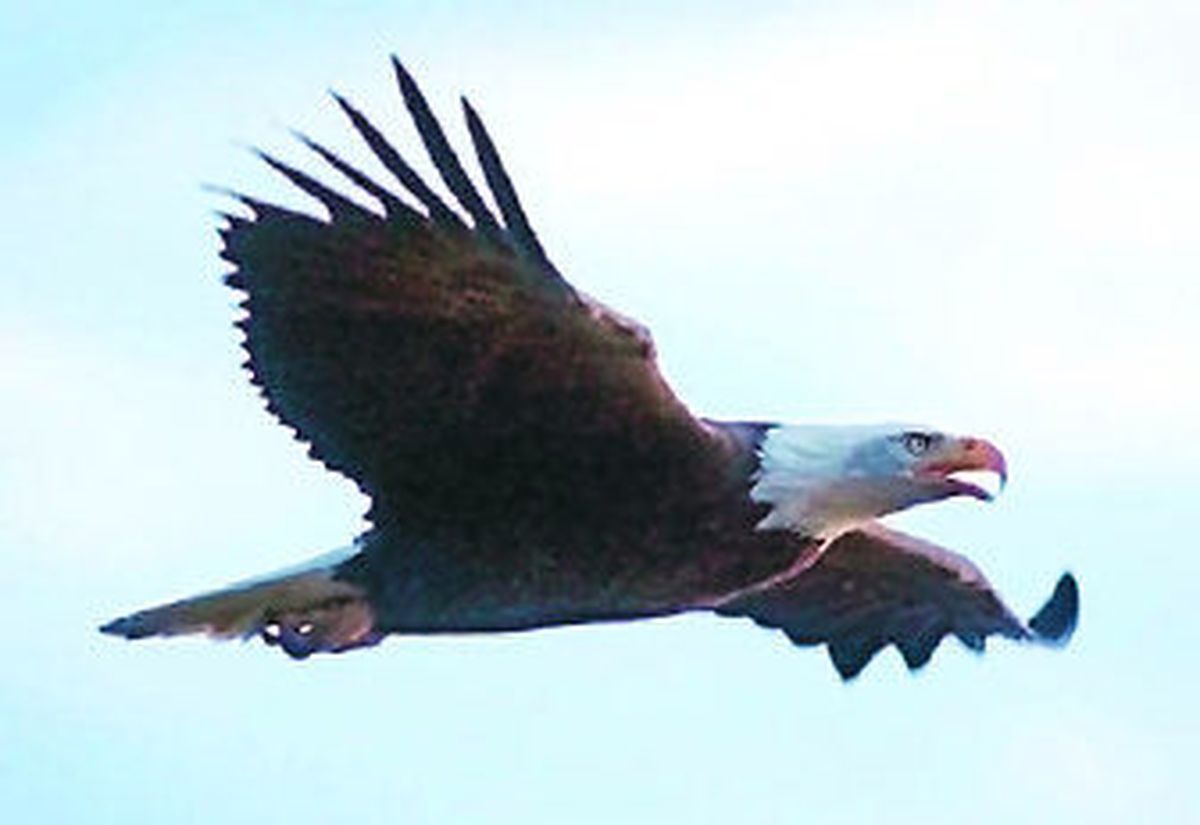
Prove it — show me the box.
[913,436,1008,501]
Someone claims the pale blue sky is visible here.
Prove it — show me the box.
[2,2,1198,823]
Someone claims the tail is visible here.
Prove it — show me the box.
[99,545,382,659]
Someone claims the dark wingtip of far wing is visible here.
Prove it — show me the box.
[1028,572,1079,645]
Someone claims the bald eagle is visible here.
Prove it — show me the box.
[101,58,1078,680]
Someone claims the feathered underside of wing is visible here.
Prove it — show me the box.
[716,522,1078,680]
[218,57,724,540]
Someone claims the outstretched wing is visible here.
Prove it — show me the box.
[716,522,1078,679]
[221,58,728,537]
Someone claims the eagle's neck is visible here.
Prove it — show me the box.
[748,424,913,539]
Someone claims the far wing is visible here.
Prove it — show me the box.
[220,58,729,536]
[716,522,1078,679]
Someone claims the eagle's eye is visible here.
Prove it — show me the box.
[901,432,937,456]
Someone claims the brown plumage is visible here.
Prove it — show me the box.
[101,58,1077,679]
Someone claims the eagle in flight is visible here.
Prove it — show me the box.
[102,58,1078,679]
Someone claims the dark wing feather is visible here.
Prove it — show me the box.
[460,97,556,274]
[253,150,377,221]
[717,522,1078,680]
[220,59,733,559]
[390,58,505,243]
[290,130,418,223]
[329,90,465,229]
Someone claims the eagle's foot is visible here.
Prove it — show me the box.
[260,597,383,659]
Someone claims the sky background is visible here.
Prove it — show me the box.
[2,1,1198,822]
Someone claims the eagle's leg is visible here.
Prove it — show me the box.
[260,596,384,659]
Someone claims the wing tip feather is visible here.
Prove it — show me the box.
[389,54,414,92]
[254,148,377,221]
[1028,572,1079,645]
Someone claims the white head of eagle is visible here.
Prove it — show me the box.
[751,424,1008,538]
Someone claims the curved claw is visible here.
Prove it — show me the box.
[260,599,384,659]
